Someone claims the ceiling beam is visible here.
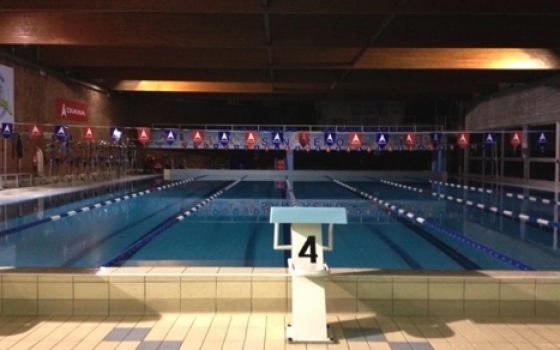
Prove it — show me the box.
[355,48,560,69]
[0,12,265,47]
[2,12,559,48]
[1,0,558,14]
[39,47,560,70]
[331,12,396,90]
[108,78,515,96]
[110,81,277,93]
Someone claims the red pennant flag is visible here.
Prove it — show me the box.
[29,125,42,140]
[350,132,362,147]
[404,132,416,150]
[298,132,310,147]
[245,131,258,148]
[457,132,470,149]
[83,126,96,143]
[510,131,523,149]
[192,130,204,146]
[137,127,150,145]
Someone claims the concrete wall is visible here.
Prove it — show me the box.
[466,75,560,130]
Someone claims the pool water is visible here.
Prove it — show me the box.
[1,177,559,270]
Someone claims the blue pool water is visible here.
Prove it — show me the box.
[1,175,559,270]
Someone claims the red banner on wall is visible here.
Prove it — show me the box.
[56,98,88,122]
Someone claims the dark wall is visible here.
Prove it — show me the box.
[294,150,433,171]
[127,94,318,126]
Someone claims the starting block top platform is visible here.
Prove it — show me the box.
[269,207,347,224]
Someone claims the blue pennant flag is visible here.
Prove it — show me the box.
[110,127,122,143]
[271,132,283,149]
[484,132,497,147]
[324,132,336,147]
[376,133,389,150]
[1,123,13,139]
[537,132,547,147]
[430,132,442,145]
[165,130,177,146]
[219,131,230,147]
[54,125,67,141]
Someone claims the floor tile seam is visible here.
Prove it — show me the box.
[184,317,211,344]
[487,322,533,343]
[19,317,72,344]
[504,323,554,344]
[392,316,429,343]
[1,316,68,344]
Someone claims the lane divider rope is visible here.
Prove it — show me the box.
[429,180,557,206]
[102,177,245,267]
[329,177,533,271]
[0,176,205,238]
[381,180,559,229]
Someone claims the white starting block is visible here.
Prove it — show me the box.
[270,207,347,343]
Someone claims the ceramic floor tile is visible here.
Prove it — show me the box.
[164,327,189,341]
[223,341,245,350]
[157,341,183,350]
[201,340,227,350]
[92,342,120,350]
[136,341,161,350]
[264,341,286,350]
[103,329,131,342]
[0,313,558,349]
[114,342,141,350]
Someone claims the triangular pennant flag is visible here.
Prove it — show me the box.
[192,130,204,146]
[29,125,42,139]
[54,125,67,141]
[83,126,95,142]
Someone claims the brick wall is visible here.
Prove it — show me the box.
[466,75,560,130]
[0,58,129,174]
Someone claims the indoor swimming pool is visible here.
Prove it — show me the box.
[1,174,559,271]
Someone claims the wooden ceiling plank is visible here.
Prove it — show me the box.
[110,81,276,93]
[0,12,265,47]
[356,48,560,69]
[39,47,560,70]
[75,67,273,82]
[39,47,270,68]
[2,12,559,48]
[1,0,558,14]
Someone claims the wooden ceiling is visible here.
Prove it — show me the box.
[1,0,560,100]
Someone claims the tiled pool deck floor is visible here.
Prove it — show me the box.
[1,313,560,350]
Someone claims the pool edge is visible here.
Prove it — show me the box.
[1,267,559,317]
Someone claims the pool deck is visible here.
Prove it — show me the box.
[1,175,560,349]
[1,313,559,350]
[0,175,159,206]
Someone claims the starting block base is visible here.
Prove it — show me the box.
[286,325,334,344]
